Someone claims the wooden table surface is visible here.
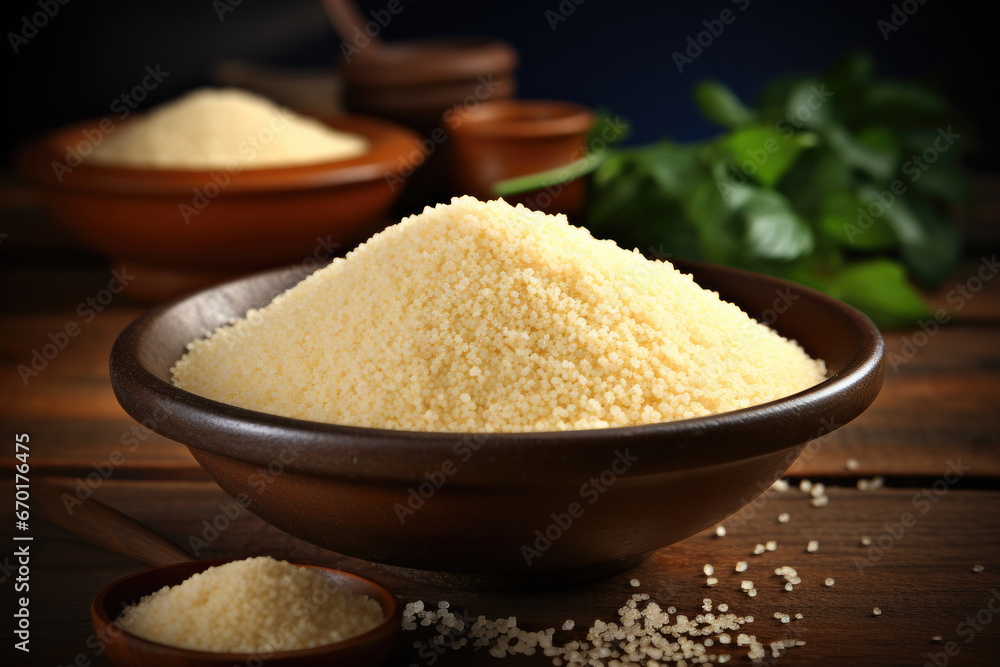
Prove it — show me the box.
[1,182,999,666]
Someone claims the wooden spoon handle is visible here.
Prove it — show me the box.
[34,478,193,568]
[322,0,382,51]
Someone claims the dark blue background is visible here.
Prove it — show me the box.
[4,0,995,166]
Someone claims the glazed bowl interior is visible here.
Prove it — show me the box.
[110,259,884,589]
[91,559,401,667]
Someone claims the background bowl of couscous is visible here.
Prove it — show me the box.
[16,89,424,299]
[110,255,883,590]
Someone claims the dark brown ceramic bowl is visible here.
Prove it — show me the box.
[341,37,519,128]
[91,559,401,667]
[16,114,422,276]
[110,260,884,590]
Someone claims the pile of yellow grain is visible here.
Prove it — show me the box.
[88,88,368,169]
[117,556,382,652]
[172,197,826,432]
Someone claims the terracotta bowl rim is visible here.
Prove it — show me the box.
[90,559,402,662]
[16,112,423,196]
[110,259,885,482]
[449,99,596,139]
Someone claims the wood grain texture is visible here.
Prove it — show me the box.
[4,479,998,666]
[2,317,996,479]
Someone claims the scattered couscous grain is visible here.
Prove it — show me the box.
[861,535,872,546]
[777,513,790,523]
[403,588,800,665]
[703,564,715,576]
[716,525,728,537]
[825,578,835,587]
[117,556,382,652]
[172,197,827,433]
[629,578,641,587]
[735,561,748,572]
[88,88,368,169]
[857,476,885,491]
[973,564,985,573]
[807,540,819,553]
[765,540,778,551]
[873,607,882,616]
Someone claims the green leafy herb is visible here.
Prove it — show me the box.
[496,52,970,328]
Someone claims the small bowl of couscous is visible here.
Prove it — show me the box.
[17,88,424,300]
[91,557,401,666]
[110,197,884,589]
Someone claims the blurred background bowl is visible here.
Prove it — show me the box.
[16,113,422,300]
[448,99,594,217]
[109,259,884,590]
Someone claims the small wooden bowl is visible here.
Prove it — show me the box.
[448,100,595,217]
[341,37,519,128]
[110,260,884,589]
[90,559,401,667]
[16,114,422,281]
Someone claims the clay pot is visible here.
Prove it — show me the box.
[448,99,595,217]
[340,37,518,132]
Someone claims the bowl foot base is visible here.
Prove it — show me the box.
[374,552,654,591]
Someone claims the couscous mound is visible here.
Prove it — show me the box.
[172,197,826,432]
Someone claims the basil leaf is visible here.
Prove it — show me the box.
[742,190,814,261]
[694,80,756,129]
[725,126,806,187]
[825,123,898,181]
[820,192,898,250]
[829,259,932,327]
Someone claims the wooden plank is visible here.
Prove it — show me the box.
[790,326,1000,478]
[8,479,999,666]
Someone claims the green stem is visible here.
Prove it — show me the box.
[493,152,607,196]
